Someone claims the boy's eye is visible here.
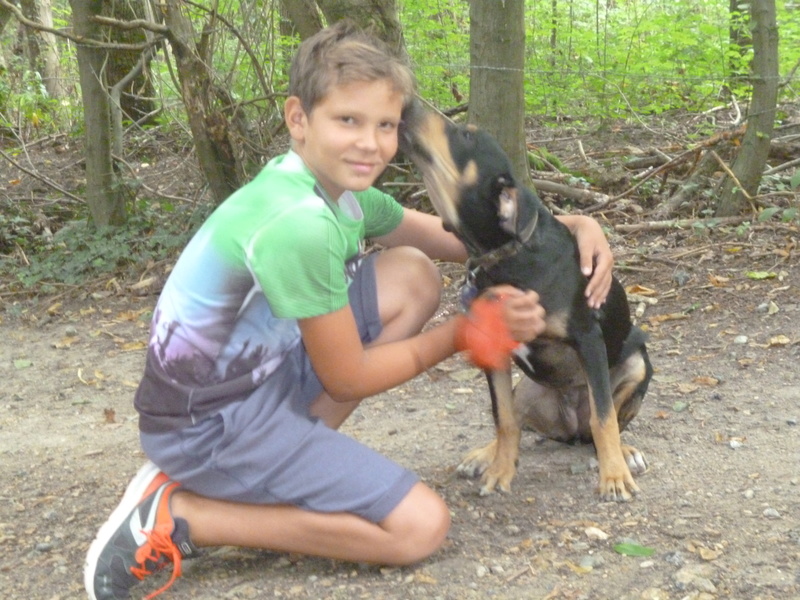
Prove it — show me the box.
[379,121,398,131]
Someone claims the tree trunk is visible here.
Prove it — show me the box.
[69,0,125,226]
[716,0,779,216]
[19,0,64,99]
[102,0,156,123]
[162,0,241,204]
[468,0,531,188]
[279,0,323,40]
[316,0,408,61]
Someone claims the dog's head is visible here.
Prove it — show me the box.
[399,103,534,252]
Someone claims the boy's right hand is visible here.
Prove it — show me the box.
[455,287,546,370]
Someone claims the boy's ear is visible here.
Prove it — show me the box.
[284,96,307,140]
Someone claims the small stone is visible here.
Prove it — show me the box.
[640,560,655,568]
[763,508,781,519]
[742,489,755,499]
[663,551,685,567]
[579,554,605,569]
[585,526,610,541]
[35,542,54,552]
[787,418,798,426]
[729,440,743,449]
[475,565,488,578]
[733,335,748,344]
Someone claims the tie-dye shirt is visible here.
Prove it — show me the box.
[135,151,404,433]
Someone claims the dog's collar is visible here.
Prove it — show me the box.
[466,210,538,271]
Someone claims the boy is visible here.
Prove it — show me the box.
[85,21,613,600]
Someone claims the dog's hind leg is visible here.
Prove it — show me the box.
[610,350,652,475]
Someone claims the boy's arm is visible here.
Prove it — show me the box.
[299,286,544,402]
[373,208,468,263]
[376,209,613,308]
[555,215,613,308]
[298,306,461,402]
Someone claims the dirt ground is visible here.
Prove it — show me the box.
[1,223,798,600]
[1,118,799,599]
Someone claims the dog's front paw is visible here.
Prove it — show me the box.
[597,462,640,502]
[457,440,517,495]
[622,444,648,475]
[457,441,495,480]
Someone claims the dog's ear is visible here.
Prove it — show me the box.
[496,178,519,237]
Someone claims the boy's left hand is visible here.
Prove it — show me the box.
[570,216,613,309]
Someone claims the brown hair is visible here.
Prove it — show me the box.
[288,20,416,114]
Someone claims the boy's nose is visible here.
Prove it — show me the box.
[356,127,379,150]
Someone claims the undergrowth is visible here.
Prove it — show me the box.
[0,198,211,296]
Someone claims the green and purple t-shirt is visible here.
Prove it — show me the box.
[135,151,404,433]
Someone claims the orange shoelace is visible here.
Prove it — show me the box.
[130,524,184,600]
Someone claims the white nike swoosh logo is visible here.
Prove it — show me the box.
[129,485,166,546]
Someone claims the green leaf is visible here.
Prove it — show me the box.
[757,207,781,222]
[613,543,656,557]
[13,359,32,369]
[746,271,776,280]
[791,170,800,190]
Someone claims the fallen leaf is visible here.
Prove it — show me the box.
[692,376,719,386]
[699,546,723,561]
[53,336,80,349]
[13,359,32,369]
[103,408,116,424]
[626,284,657,296]
[563,560,592,574]
[613,543,655,557]
[120,340,147,351]
[708,274,730,287]
[745,271,776,280]
[768,335,791,346]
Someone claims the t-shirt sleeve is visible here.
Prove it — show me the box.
[245,203,350,320]
[356,187,404,238]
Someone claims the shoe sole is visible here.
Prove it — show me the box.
[84,461,163,600]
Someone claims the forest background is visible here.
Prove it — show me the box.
[0,0,798,295]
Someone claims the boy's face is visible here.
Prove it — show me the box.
[285,78,404,200]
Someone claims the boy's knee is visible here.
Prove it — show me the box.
[385,484,451,565]
[398,246,443,306]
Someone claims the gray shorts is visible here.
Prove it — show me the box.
[140,254,419,523]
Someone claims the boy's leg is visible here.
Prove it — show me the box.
[171,480,449,565]
[171,245,448,563]
[310,246,442,428]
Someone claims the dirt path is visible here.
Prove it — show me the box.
[1,227,798,599]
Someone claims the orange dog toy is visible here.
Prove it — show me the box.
[455,295,518,370]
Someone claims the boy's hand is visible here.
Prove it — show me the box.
[455,287,545,370]
[570,216,613,309]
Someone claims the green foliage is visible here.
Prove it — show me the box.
[0,199,209,293]
[401,1,470,107]
[398,0,800,119]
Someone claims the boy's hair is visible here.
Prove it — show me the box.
[289,20,416,113]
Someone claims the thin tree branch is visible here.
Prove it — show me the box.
[0,148,83,203]
[0,0,165,50]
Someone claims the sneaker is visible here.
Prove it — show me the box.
[84,461,200,600]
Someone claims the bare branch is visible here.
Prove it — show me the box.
[91,15,168,35]
[0,0,165,50]
[0,148,84,204]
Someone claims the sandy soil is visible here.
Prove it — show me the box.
[1,221,799,599]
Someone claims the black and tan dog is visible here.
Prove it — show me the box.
[399,105,653,502]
